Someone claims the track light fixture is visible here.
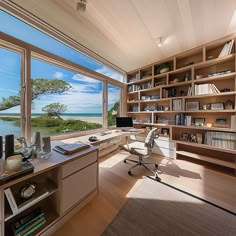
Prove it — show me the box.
[77,0,87,12]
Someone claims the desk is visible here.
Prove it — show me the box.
[60,129,144,157]
[61,129,144,145]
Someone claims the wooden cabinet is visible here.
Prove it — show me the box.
[1,147,98,236]
[126,34,236,174]
[62,162,97,214]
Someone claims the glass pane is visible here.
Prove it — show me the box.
[0,47,21,136]
[108,84,121,127]
[31,58,103,137]
[0,10,124,82]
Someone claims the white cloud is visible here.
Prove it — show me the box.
[53,72,65,79]
[72,74,99,84]
[96,66,124,82]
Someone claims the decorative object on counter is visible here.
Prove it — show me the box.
[181,133,189,141]
[170,78,179,84]
[196,133,203,144]
[224,99,234,110]
[5,155,22,172]
[206,123,213,128]
[185,62,194,67]
[207,55,214,60]
[19,182,37,199]
[155,62,170,74]
[164,106,169,111]
[186,101,199,111]
[194,118,205,126]
[5,134,15,159]
[162,128,169,136]
[214,118,229,128]
[144,104,156,111]
[184,71,191,81]
[208,69,231,77]
[196,75,203,80]
[202,104,211,110]
[41,137,52,159]
[210,102,224,110]
[220,88,230,92]
[32,132,41,151]
[190,134,197,142]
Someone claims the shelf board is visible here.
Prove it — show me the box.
[193,72,236,84]
[5,182,58,222]
[127,76,153,85]
[139,99,160,103]
[128,111,152,114]
[127,90,139,94]
[172,125,236,132]
[151,109,236,113]
[175,140,236,154]
[194,53,236,69]
[127,100,139,104]
[176,150,236,169]
[154,72,169,78]
[190,91,236,99]
[162,81,192,88]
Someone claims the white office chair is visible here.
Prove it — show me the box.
[120,128,160,181]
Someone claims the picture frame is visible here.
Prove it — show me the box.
[210,103,224,110]
[194,118,205,126]
[186,101,199,111]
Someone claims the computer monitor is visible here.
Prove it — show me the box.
[116,117,133,128]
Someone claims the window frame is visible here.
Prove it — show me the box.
[0,31,124,141]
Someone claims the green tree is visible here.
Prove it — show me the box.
[108,101,120,126]
[42,103,67,120]
[0,78,71,111]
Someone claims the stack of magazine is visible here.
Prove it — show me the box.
[53,142,90,155]
[11,207,46,236]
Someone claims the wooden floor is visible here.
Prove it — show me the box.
[53,150,236,236]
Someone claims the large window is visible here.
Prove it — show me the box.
[0,47,22,136]
[107,84,121,127]
[0,10,124,82]
[31,58,103,136]
[0,7,123,140]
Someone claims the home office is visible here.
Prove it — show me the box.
[0,0,236,235]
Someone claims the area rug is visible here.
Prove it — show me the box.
[102,177,236,236]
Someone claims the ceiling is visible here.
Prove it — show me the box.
[9,0,236,72]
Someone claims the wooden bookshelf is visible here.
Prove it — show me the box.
[126,33,236,174]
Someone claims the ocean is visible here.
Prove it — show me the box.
[0,113,102,117]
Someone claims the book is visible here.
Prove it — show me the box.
[22,219,46,236]
[53,142,90,155]
[16,216,45,236]
[4,188,18,214]
[15,212,45,234]
[11,208,43,232]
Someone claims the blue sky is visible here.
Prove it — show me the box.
[0,10,121,114]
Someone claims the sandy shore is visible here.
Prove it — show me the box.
[61,116,103,124]
[0,115,103,125]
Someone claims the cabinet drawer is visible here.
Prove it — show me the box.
[153,146,176,159]
[154,139,175,150]
[62,151,97,178]
[61,162,97,214]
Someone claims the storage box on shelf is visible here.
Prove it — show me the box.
[126,33,236,172]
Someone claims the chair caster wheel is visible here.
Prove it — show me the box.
[128,170,132,175]
[155,163,158,167]
[155,176,161,181]
[124,160,127,163]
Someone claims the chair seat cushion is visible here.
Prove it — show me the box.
[121,141,148,156]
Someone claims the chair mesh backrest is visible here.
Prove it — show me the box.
[145,128,158,149]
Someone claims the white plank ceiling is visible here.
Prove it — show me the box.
[10,0,236,72]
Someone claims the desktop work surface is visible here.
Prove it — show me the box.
[60,129,144,146]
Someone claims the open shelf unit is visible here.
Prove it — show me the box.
[126,33,236,173]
